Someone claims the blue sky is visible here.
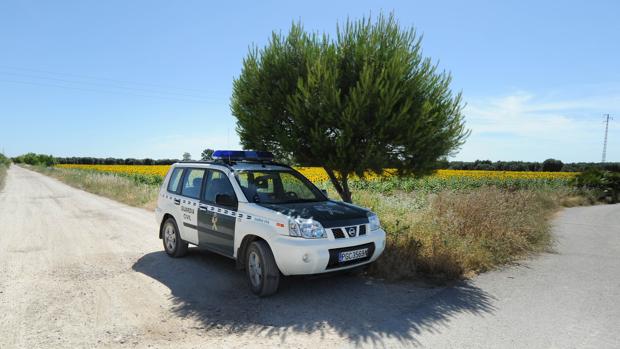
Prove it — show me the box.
[0,0,618,162]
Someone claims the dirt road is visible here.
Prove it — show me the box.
[1,166,619,348]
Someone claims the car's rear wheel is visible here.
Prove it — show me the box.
[246,240,280,296]
[162,218,188,258]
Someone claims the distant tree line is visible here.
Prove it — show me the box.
[12,154,178,166]
[53,157,179,165]
[438,159,620,172]
[10,153,620,173]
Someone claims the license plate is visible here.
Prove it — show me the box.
[338,248,369,262]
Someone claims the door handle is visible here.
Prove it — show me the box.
[174,198,181,205]
[199,204,208,211]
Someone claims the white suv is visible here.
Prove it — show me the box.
[155,151,386,296]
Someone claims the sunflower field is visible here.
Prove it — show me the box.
[55,164,577,192]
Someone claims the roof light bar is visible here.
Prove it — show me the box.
[212,150,274,161]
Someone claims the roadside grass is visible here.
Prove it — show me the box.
[27,165,159,209]
[0,153,10,190]
[0,163,7,190]
[323,184,591,281]
[355,188,559,280]
[32,165,592,281]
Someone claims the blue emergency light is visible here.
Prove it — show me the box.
[212,150,274,161]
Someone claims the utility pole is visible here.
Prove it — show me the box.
[602,113,613,163]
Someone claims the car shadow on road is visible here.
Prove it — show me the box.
[132,248,495,346]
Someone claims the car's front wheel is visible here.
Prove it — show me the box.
[246,240,280,297]
[162,218,188,258]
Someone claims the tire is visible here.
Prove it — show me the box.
[162,218,188,258]
[245,240,280,297]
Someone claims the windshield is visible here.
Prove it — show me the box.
[235,169,327,204]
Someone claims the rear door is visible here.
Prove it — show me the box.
[197,169,238,257]
[163,166,185,231]
[177,168,206,245]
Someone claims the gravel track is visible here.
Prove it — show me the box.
[0,165,618,348]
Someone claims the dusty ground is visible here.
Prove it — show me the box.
[1,166,619,348]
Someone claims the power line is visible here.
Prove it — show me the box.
[0,65,212,94]
[602,113,613,163]
[0,70,216,100]
[0,79,219,104]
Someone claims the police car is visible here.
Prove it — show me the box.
[155,150,386,296]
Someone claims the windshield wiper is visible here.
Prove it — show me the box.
[282,198,323,204]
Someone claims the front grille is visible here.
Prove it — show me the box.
[332,228,345,239]
[359,224,366,236]
[331,224,367,239]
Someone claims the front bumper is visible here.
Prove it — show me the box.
[269,228,386,276]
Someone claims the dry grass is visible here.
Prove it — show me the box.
[28,166,159,209]
[356,187,573,281]
[0,164,7,190]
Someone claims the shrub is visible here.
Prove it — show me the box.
[12,153,56,166]
[572,168,620,203]
[0,153,10,167]
[0,153,9,189]
[367,187,558,280]
[542,158,564,172]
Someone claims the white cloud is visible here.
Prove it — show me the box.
[454,89,620,162]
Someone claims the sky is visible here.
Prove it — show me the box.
[0,0,619,162]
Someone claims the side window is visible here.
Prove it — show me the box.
[167,168,184,193]
[203,170,237,207]
[180,169,206,199]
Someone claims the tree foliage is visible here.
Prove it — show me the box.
[572,168,620,203]
[542,158,564,172]
[231,14,468,202]
[0,153,10,167]
[53,157,177,165]
[12,153,56,166]
[444,160,620,173]
[201,148,214,161]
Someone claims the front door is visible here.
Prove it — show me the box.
[197,169,237,257]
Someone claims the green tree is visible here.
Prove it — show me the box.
[0,153,10,167]
[231,14,468,202]
[182,152,191,161]
[201,148,214,161]
[572,168,620,203]
[542,158,564,172]
[12,153,55,166]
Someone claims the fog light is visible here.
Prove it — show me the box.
[302,253,310,263]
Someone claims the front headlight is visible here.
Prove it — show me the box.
[368,213,381,231]
[289,217,327,239]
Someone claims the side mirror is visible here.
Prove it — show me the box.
[321,189,329,198]
[215,193,237,208]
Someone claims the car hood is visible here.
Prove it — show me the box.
[259,200,370,228]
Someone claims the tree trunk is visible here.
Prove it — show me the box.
[324,167,353,203]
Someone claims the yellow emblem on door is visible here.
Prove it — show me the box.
[211,213,218,231]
